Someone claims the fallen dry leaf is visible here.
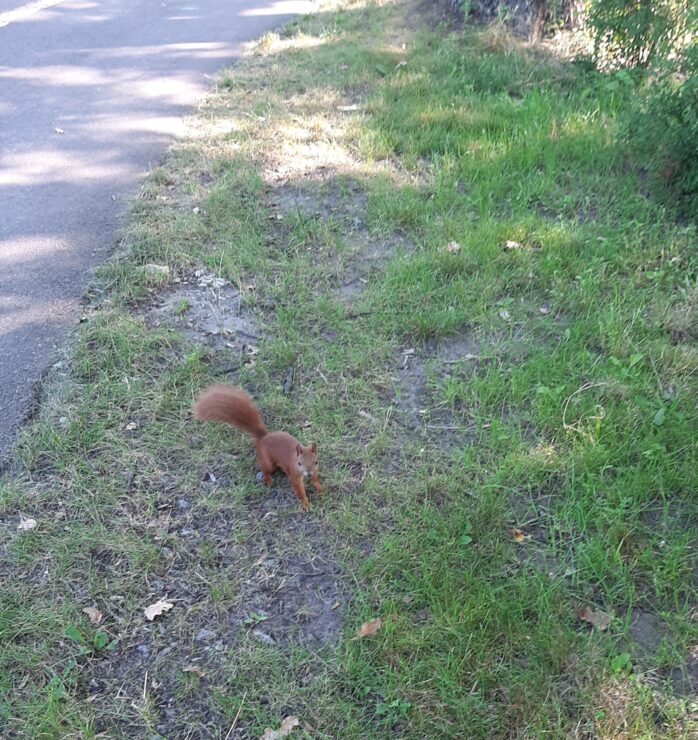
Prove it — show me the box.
[261,716,299,740]
[576,605,612,630]
[355,617,382,639]
[82,606,103,625]
[17,516,38,532]
[446,240,461,253]
[511,528,527,543]
[182,664,206,678]
[144,599,174,621]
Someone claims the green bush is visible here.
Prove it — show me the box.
[625,41,698,217]
[583,0,697,217]
[587,0,689,69]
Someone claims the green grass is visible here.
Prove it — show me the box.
[1,0,696,737]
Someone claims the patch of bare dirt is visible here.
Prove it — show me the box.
[146,487,345,650]
[269,173,367,226]
[338,234,405,306]
[668,643,698,697]
[144,269,260,354]
[628,609,668,658]
[266,170,412,309]
[389,319,552,453]
[84,472,346,738]
[389,335,483,450]
[625,610,698,698]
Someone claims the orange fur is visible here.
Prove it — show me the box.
[192,385,322,512]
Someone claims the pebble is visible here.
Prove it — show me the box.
[252,629,276,646]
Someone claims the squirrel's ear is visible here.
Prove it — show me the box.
[310,441,317,454]
[296,443,302,456]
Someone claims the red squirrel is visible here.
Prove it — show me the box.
[192,385,323,512]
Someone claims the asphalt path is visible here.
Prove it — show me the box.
[0,0,313,459]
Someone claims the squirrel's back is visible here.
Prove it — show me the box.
[192,385,268,440]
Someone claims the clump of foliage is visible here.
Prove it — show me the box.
[587,0,689,69]
[626,41,698,216]
[586,0,698,218]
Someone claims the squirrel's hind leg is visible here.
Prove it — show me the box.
[256,448,275,486]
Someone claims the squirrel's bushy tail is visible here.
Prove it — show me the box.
[192,385,268,440]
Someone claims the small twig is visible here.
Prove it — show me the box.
[443,354,485,364]
[382,406,393,432]
[282,365,294,395]
[236,330,260,342]
[359,409,379,423]
[343,310,374,320]
[124,470,135,492]
[224,689,247,740]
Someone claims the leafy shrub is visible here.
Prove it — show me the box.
[587,0,689,69]
[625,42,698,217]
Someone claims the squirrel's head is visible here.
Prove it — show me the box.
[295,442,318,478]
